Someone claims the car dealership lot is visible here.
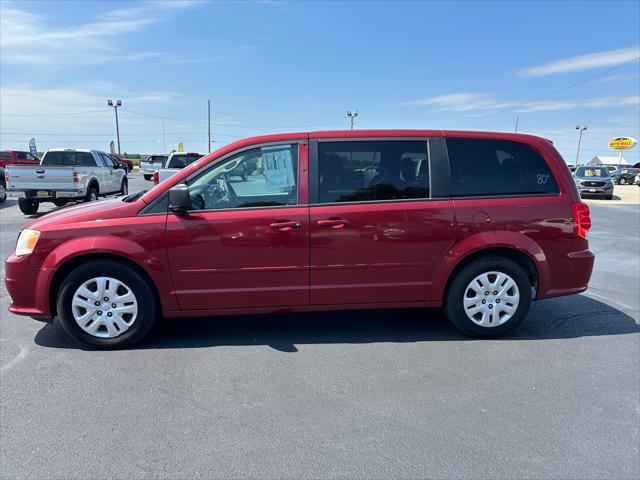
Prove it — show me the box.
[1,173,638,479]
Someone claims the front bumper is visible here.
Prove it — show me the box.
[5,254,54,318]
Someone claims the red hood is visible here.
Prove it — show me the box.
[25,198,138,231]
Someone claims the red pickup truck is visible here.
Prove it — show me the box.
[0,150,40,168]
[5,130,594,348]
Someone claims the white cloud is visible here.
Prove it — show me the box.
[517,46,640,77]
[399,93,516,111]
[400,92,640,113]
[0,0,201,65]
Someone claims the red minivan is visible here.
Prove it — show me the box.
[4,130,594,348]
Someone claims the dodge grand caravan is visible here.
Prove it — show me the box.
[5,130,595,348]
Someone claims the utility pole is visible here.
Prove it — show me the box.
[208,99,212,153]
[575,125,588,168]
[162,117,166,154]
[514,115,519,133]
[107,99,122,154]
[346,110,358,130]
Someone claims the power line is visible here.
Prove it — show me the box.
[446,56,640,128]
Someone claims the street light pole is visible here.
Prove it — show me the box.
[575,125,587,168]
[107,99,122,155]
[208,99,212,153]
[346,110,358,130]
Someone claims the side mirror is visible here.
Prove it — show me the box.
[168,183,192,213]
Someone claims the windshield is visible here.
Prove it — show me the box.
[575,166,609,178]
[166,154,202,169]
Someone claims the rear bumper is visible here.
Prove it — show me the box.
[5,254,53,318]
[9,189,85,200]
[538,249,595,299]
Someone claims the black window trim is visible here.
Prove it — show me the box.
[308,136,450,206]
[139,140,305,216]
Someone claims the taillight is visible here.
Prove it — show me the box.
[572,202,591,239]
[73,171,80,183]
[4,169,8,184]
[152,170,159,185]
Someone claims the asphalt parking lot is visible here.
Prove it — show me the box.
[1,173,638,479]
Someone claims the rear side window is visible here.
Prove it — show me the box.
[447,138,559,197]
[317,140,429,203]
[15,152,27,160]
[0,152,11,158]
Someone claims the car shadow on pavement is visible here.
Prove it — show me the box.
[34,294,639,351]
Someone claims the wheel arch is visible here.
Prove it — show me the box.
[87,178,99,194]
[48,253,161,318]
[428,231,549,302]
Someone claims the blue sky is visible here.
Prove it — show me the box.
[1,0,639,164]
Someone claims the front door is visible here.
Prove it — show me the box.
[166,142,310,311]
[309,138,455,305]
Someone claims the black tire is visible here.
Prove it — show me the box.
[18,198,39,215]
[605,194,613,200]
[120,179,128,195]
[143,174,152,181]
[56,260,158,349]
[444,256,532,338]
[85,184,99,202]
[0,182,6,203]
[53,199,69,207]
[619,178,626,185]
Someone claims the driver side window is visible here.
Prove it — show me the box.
[186,143,299,211]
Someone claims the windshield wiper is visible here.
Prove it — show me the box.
[123,190,147,202]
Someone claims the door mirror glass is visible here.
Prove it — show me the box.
[168,183,192,213]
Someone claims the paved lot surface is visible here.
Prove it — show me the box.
[1,174,638,479]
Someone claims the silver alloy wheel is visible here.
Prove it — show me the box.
[90,190,98,201]
[463,271,520,327]
[0,183,6,201]
[71,276,138,338]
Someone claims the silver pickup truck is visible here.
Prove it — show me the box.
[6,148,128,215]
[154,152,204,185]
[139,154,168,181]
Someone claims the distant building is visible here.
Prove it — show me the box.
[588,155,629,166]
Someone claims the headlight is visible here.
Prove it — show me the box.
[15,229,41,256]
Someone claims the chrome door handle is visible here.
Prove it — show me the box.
[270,220,303,231]
[317,218,349,229]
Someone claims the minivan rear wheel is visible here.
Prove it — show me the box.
[56,260,157,348]
[444,256,531,337]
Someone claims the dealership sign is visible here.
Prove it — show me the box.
[608,137,637,150]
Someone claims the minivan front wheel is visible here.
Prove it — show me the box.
[445,256,531,337]
[56,260,157,348]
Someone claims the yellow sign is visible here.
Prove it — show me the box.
[178,142,184,152]
[608,137,637,150]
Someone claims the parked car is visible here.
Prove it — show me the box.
[154,152,203,185]
[5,130,594,348]
[610,168,640,185]
[573,166,614,199]
[0,150,39,168]
[5,148,128,215]
[109,154,133,173]
[0,166,7,203]
[139,155,168,181]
